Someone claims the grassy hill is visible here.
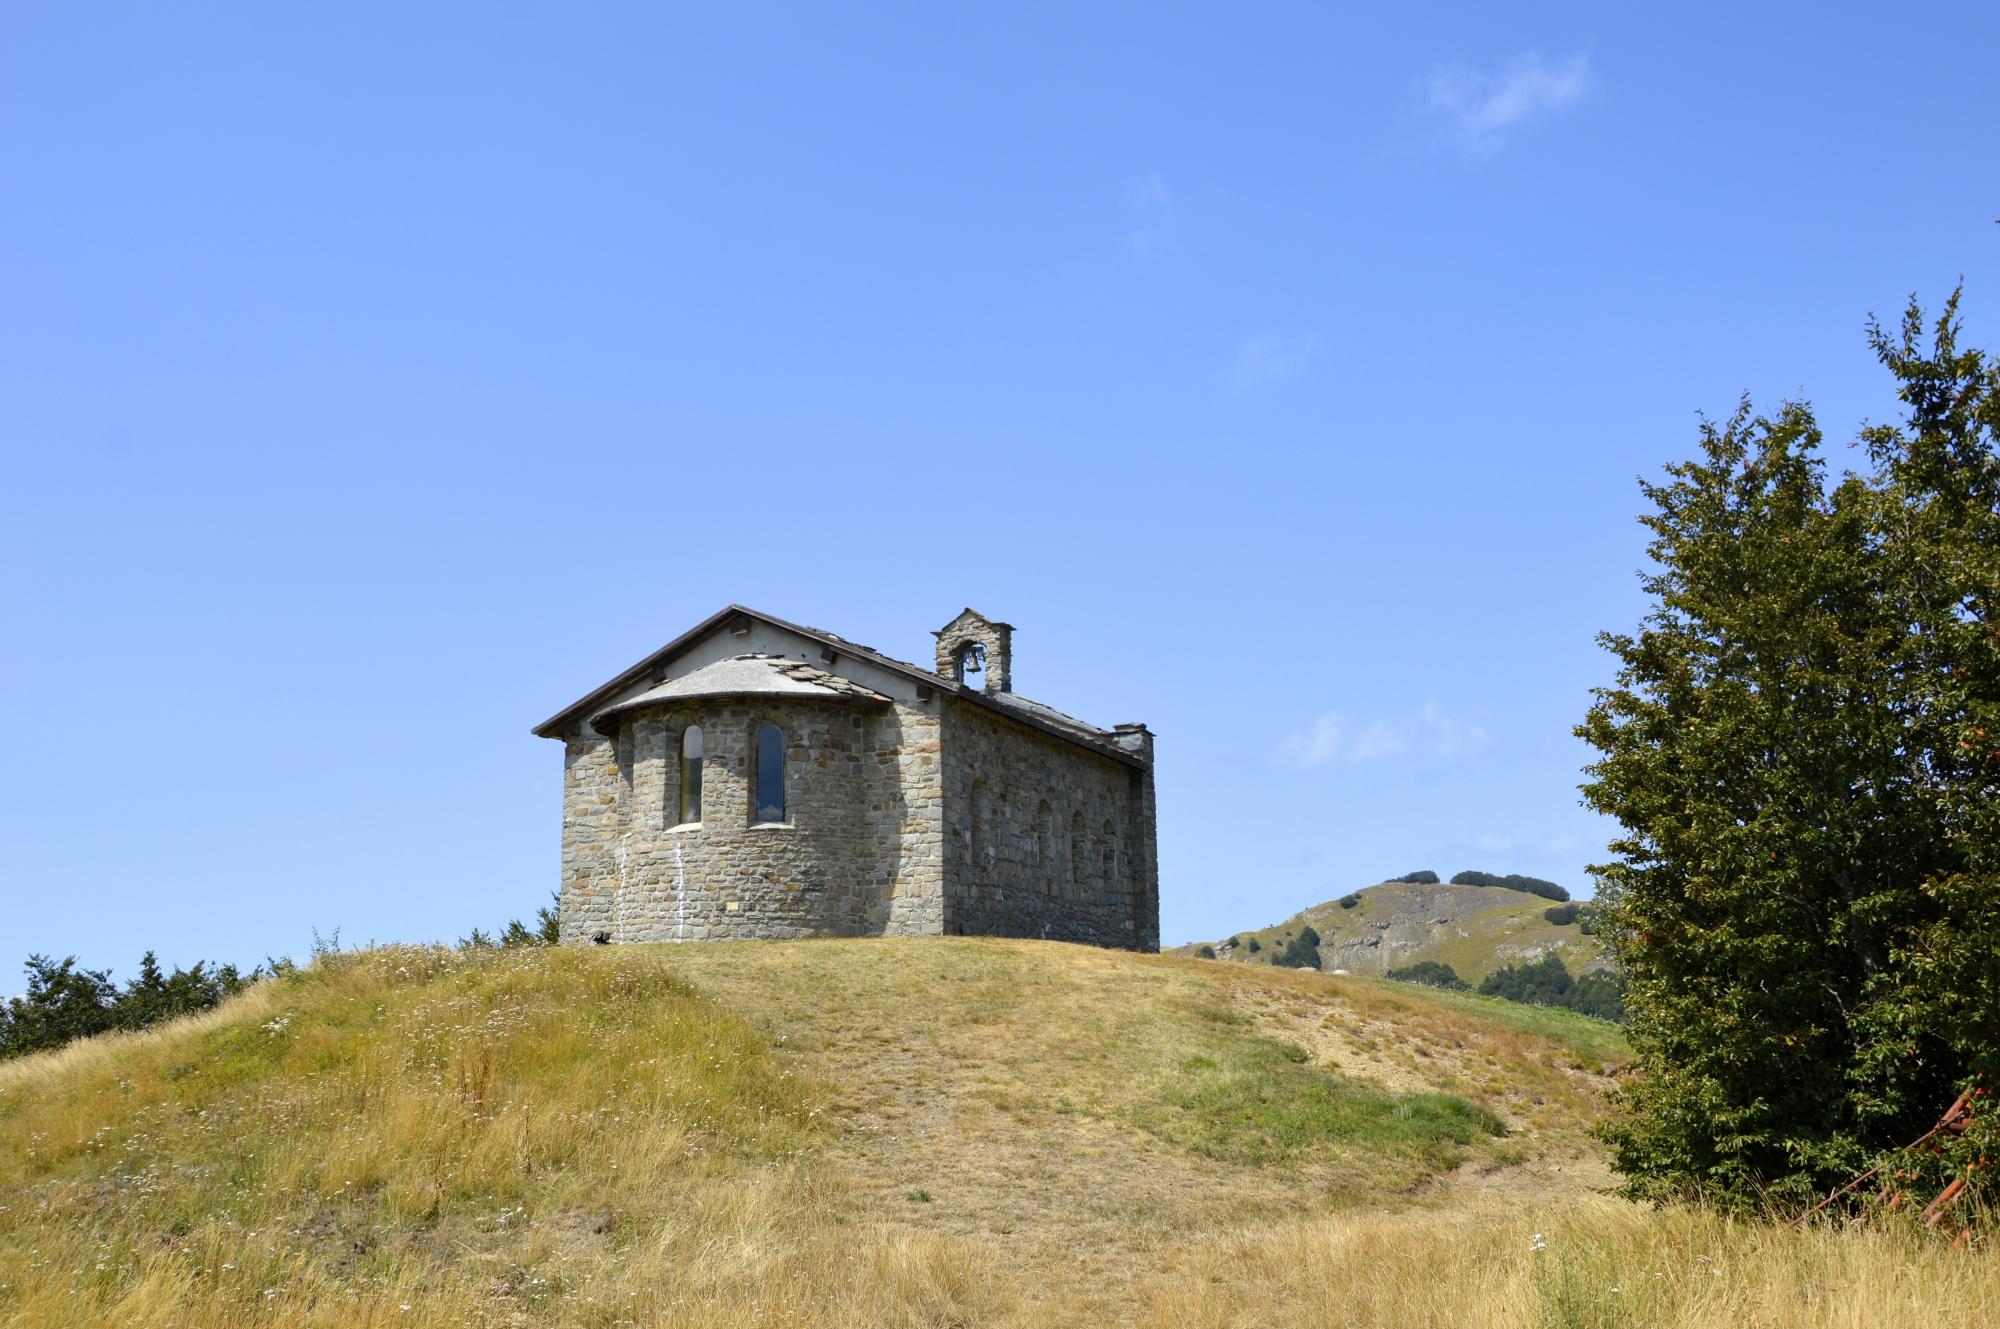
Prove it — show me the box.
[1,938,1990,1328]
[1178,879,1613,984]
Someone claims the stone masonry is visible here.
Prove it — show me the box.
[533,605,1157,951]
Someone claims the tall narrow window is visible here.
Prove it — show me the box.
[1034,800,1055,894]
[1101,821,1120,899]
[615,724,635,814]
[968,777,988,874]
[678,726,703,825]
[755,723,786,824]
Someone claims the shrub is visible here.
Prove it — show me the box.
[1479,953,1573,1005]
[1276,926,1320,969]
[1390,870,1440,885]
[1478,954,1626,1022]
[1385,961,1469,991]
[1245,937,1261,954]
[1506,875,1570,903]
[1194,944,1217,960]
[0,952,255,1061]
[1449,870,1570,902]
[462,894,561,950]
[1543,904,1582,926]
[1338,894,1361,909]
[1564,971,1627,1022]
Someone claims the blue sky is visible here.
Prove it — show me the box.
[4,4,1997,970]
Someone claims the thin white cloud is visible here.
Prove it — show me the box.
[1277,701,1488,767]
[1277,713,1345,766]
[1122,171,1171,210]
[1418,700,1490,756]
[1230,332,1321,393]
[1350,720,1408,760]
[1475,833,1515,854]
[1419,51,1591,156]
[1121,171,1173,256]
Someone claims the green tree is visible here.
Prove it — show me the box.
[1578,294,1997,1208]
[1478,953,1572,1005]
[1449,870,1569,902]
[1475,954,1625,1021]
[1564,971,1628,1022]
[1847,294,2000,1163]
[1384,960,1468,991]
[0,956,118,1057]
[465,893,563,950]
[116,953,248,1030]
[1276,925,1320,969]
[0,951,256,1060]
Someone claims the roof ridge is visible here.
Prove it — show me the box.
[534,604,1146,769]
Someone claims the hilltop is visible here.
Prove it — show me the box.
[0,937,1624,1327]
[4,937,1989,1327]
[1178,878,1612,984]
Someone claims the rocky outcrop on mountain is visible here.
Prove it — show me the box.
[1189,880,1612,984]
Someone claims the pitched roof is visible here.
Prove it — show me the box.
[532,603,1147,768]
[587,654,890,734]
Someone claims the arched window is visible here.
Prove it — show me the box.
[955,642,987,691]
[678,726,703,825]
[1101,821,1120,899]
[1068,812,1087,900]
[754,723,787,824]
[1033,800,1055,894]
[615,724,635,813]
[968,777,988,873]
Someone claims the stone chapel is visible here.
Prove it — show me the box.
[532,605,1159,950]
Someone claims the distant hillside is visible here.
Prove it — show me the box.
[1178,878,1613,984]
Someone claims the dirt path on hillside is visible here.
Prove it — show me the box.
[666,940,1621,1326]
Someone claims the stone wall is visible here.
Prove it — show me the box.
[938,699,1158,950]
[557,695,944,943]
[559,729,623,939]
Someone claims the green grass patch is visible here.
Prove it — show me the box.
[1132,1033,1505,1172]
[1359,979,1629,1069]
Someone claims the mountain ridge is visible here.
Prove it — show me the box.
[1178,878,1612,983]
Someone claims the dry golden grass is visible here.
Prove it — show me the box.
[1138,1193,2000,1328]
[2,937,1987,1327]
[0,944,1008,1328]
